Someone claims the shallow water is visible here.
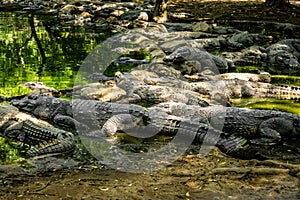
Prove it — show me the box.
[0,12,109,97]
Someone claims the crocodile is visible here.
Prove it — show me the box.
[154,102,300,145]
[10,95,254,159]
[22,82,60,97]
[163,46,232,74]
[0,103,75,157]
[114,71,211,106]
[11,94,148,132]
[190,78,300,99]
[184,72,271,83]
[10,95,298,159]
[98,111,249,158]
[12,95,298,146]
[105,31,166,63]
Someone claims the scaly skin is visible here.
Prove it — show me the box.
[11,95,248,157]
[12,95,300,159]
[0,103,74,157]
[190,78,300,99]
[11,94,148,132]
[163,46,232,74]
[98,111,248,156]
[154,102,300,145]
[114,71,211,106]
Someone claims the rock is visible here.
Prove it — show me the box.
[194,37,225,52]
[86,72,114,82]
[22,82,60,97]
[80,82,126,102]
[145,22,168,33]
[278,39,300,59]
[130,70,159,82]
[121,10,146,21]
[139,62,181,79]
[160,39,195,54]
[111,9,124,17]
[211,26,241,34]
[192,22,211,32]
[137,11,148,21]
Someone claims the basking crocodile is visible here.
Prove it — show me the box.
[11,95,300,159]
[190,78,300,99]
[163,46,233,74]
[0,103,75,157]
[184,72,271,83]
[11,94,148,132]
[154,102,300,145]
[114,71,211,106]
[22,82,60,97]
[11,95,249,157]
[99,111,249,157]
[13,95,300,145]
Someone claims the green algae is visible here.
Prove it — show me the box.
[271,75,300,86]
[232,98,300,115]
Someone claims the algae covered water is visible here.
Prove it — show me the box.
[0,11,109,97]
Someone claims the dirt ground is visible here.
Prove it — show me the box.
[1,0,300,199]
[1,148,300,199]
[168,0,300,25]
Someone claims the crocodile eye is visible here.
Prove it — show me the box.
[52,98,60,105]
[25,103,35,111]
[115,72,123,82]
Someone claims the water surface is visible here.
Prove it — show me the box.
[0,12,109,97]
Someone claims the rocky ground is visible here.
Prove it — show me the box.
[1,0,300,199]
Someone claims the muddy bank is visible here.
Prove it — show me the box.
[1,148,300,199]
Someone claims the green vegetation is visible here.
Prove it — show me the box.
[234,66,266,73]
[0,137,30,166]
[271,75,300,86]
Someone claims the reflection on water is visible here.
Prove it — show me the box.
[0,12,109,97]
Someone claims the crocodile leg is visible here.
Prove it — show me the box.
[251,117,294,145]
[217,134,248,153]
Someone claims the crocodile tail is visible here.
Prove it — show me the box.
[268,84,300,99]
[26,134,75,157]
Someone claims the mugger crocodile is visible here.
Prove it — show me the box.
[0,103,75,157]
[9,95,272,159]
[11,94,148,132]
[190,78,300,99]
[98,111,250,158]
[154,102,300,145]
